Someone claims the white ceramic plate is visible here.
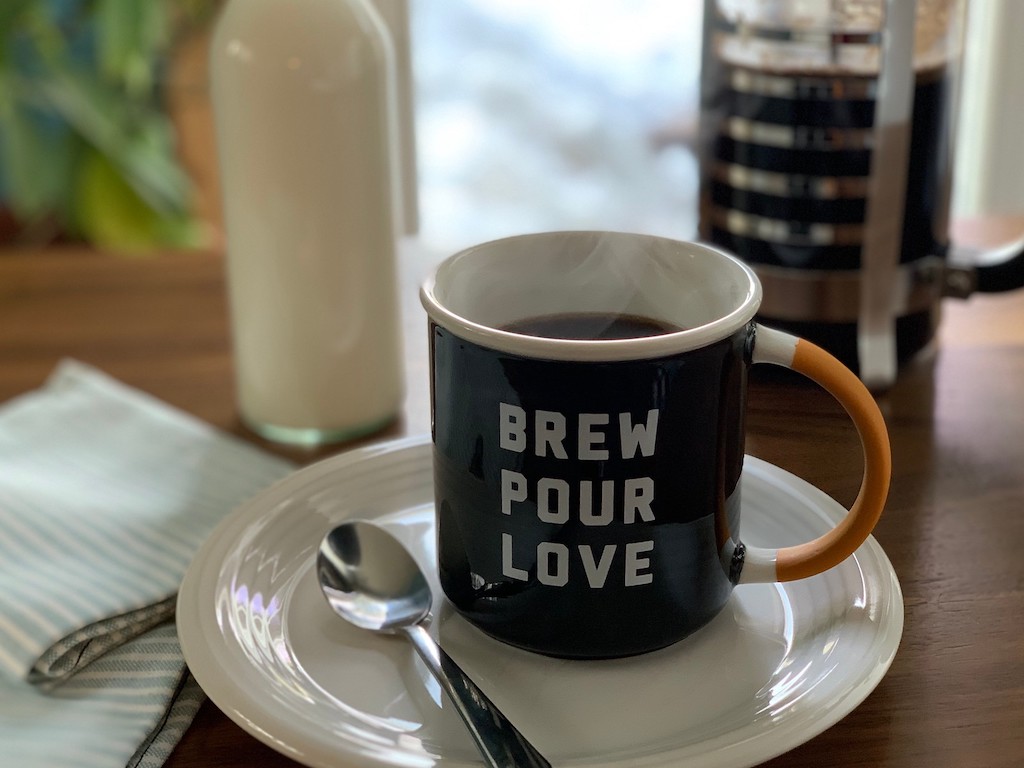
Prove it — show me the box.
[177,435,903,768]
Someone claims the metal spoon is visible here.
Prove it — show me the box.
[317,520,551,768]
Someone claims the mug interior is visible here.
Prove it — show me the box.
[422,232,762,360]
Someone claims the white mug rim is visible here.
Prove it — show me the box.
[420,232,763,362]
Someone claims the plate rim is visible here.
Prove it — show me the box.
[177,434,904,768]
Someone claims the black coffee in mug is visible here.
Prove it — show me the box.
[503,312,684,340]
[421,232,890,659]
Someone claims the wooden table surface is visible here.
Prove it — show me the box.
[1,221,1022,768]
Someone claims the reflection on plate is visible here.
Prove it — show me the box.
[177,435,903,768]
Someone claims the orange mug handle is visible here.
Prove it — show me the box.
[738,325,892,584]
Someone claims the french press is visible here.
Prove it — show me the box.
[698,0,1024,388]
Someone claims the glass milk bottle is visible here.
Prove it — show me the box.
[211,0,404,445]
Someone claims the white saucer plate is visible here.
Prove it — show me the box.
[177,435,903,768]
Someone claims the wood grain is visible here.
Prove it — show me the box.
[1,228,1022,767]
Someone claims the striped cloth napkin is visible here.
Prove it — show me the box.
[0,360,294,768]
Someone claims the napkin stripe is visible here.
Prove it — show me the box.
[11,566,149,626]
[73,668,182,683]
[6,578,82,628]
[0,602,50,654]
[0,623,30,672]
[10,567,133,624]
[0,492,176,597]
[0,511,170,607]
[36,395,283,508]
[1,488,192,588]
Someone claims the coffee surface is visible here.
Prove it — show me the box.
[503,312,683,341]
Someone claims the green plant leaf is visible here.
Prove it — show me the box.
[73,144,200,250]
[0,0,33,43]
[94,0,170,96]
[26,63,193,215]
[0,74,77,220]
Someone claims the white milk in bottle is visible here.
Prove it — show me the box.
[211,0,403,445]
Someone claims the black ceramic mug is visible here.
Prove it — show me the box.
[420,232,890,659]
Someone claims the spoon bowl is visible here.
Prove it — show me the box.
[317,521,430,631]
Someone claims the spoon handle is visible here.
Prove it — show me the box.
[404,624,552,768]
